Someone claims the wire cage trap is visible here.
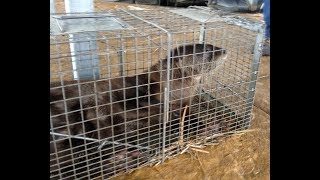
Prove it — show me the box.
[50,6,264,180]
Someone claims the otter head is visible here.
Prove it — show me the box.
[171,44,227,76]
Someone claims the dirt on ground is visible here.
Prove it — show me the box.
[52,1,270,179]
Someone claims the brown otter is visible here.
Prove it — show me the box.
[50,43,227,179]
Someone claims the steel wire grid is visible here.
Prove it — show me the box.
[50,8,264,179]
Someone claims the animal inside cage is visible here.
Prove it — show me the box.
[50,6,264,180]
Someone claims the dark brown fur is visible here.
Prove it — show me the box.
[50,44,226,179]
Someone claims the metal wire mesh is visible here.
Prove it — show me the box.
[50,8,264,180]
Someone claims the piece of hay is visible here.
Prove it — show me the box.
[180,145,190,154]
[190,148,209,154]
[188,144,205,149]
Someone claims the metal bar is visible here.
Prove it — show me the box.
[64,0,100,80]
[52,14,116,19]
[119,34,124,76]
[50,132,151,150]
[49,112,63,179]
[50,0,55,14]
[199,23,206,44]
[245,24,265,128]
[164,32,171,163]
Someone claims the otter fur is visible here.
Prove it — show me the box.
[50,43,227,179]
